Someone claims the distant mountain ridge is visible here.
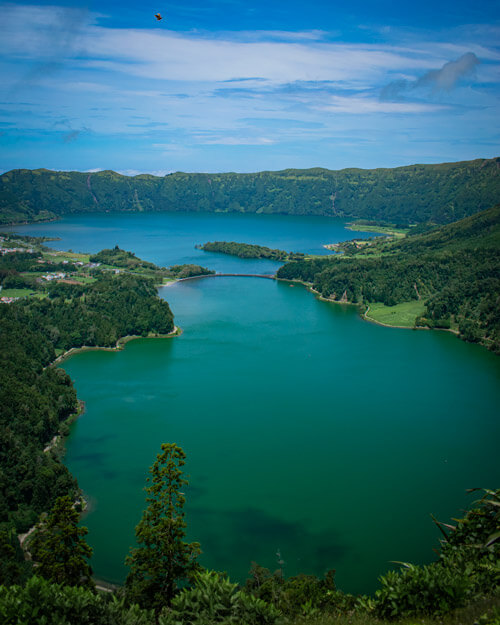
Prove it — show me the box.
[1,157,499,225]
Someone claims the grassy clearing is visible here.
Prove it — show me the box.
[347,223,409,237]
[44,251,90,263]
[346,250,386,259]
[365,300,425,327]
[75,275,97,284]
[0,288,34,298]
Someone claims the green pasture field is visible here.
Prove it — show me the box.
[365,300,426,327]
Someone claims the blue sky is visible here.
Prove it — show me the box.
[0,0,499,174]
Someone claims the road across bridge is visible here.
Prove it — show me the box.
[176,273,276,282]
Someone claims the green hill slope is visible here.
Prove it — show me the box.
[1,157,499,225]
[390,203,500,253]
[277,204,500,353]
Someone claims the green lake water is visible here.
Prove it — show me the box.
[61,279,500,595]
[12,211,500,594]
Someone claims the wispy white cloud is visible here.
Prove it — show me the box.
[116,168,174,176]
[319,95,447,114]
[0,5,453,86]
[195,135,275,145]
[211,29,331,42]
[83,33,448,86]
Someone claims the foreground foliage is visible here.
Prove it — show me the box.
[374,489,500,619]
[1,575,498,625]
[0,576,153,625]
[159,571,280,625]
[0,467,498,624]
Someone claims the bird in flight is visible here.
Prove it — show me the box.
[155,13,163,21]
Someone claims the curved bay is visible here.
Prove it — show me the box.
[62,276,500,594]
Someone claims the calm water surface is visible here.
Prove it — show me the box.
[6,211,373,274]
[12,212,500,594]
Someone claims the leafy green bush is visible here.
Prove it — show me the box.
[245,564,357,618]
[374,562,471,618]
[438,489,500,594]
[374,489,500,620]
[0,576,153,625]
[476,607,500,625]
[159,570,281,625]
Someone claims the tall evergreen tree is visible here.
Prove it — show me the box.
[125,443,201,611]
[29,495,94,588]
[0,523,31,585]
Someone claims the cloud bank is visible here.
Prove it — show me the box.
[381,52,480,100]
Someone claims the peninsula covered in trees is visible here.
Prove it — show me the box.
[1,157,499,226]
[277,204,500,353]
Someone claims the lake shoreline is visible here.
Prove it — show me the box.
[52,325,182,366]
[362,306,459,334]
[277,277,460,335]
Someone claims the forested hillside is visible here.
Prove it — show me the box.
[0,263,175,586]
[1,157,499,225]
[277,204,500,353]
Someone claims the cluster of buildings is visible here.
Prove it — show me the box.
[0,242,124,305]
[42,272,67,281]
[0,246,35,255]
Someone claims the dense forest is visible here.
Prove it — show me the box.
[200,241,305,261]
[277,204,500,353]
[0,260,175,576]
[1,157,499,225]
[89,246,215,279]
[90,247,160,272]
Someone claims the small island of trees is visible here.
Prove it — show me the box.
[199,240,305,261]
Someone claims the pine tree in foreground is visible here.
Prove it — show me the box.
[29,495,94,588]
[125,443,201,611]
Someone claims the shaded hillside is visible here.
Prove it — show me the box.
[277,205,500,353]
[388,202,500,253]
[1,157,499,225]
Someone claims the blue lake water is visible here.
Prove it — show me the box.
[5,211,377,274]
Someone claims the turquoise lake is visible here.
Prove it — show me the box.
[10,212,500,594]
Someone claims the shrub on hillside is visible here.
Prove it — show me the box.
[158,570,280,625]
[0,576,153,625]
